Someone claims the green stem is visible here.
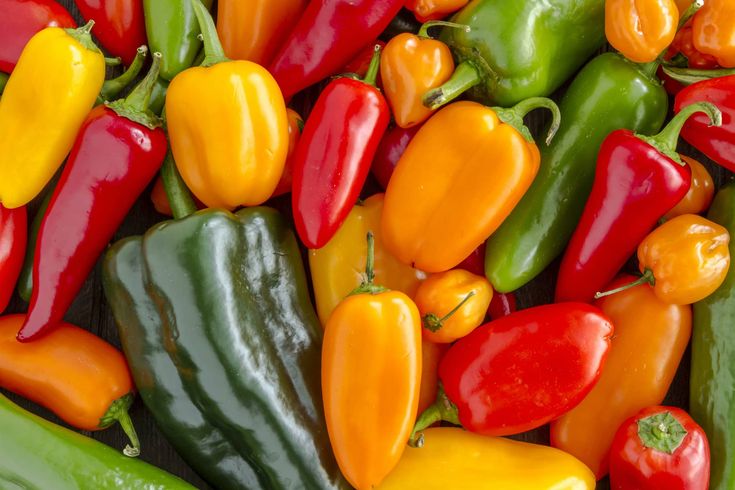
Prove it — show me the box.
[637,411,688,454]
[106,52,162,129]
[493,97,562,145]
[662,65,735,86]
[105,57,122,66]
[161,149,198,220]
[0,72,8,96]
[594,269,655,299]
[423,291,476,332]
[422,60,481,111]
[679,0,703,29]
[362,45,382,87]
[408,386,460,448]
[64,20,101,53]
[99,394,140,457]
[638,60,661,79]
[417,20,470,39]
[348,232,388,296]
[189,0,228,66]
[98,46,148,103]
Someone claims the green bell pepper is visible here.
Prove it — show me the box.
[484,53,668,292]
[0,393,194,489]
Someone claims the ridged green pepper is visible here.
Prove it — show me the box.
[484,53,668,292]
[0,393,194,489]
[691,180,735,490]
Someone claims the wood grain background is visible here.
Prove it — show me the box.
[3,2,726,489]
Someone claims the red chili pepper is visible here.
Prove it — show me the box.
[17,54,167,342]
[292,46,390,249]
[0,205,26,313]
[555,102,721,304]
[0,0,76,73]
[268,0,403,100]
[75,0,147,66]
[488,291,516,320]
[372,124,420,191]
[610,406,710,490]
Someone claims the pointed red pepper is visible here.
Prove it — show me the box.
[0,204,26,313]
[75,0,147,66]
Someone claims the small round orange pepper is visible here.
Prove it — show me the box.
[405,0,470,22]
[664,155,715,219]
[605,0,679,63]
[693,0,735,68]
[414,269,492,343]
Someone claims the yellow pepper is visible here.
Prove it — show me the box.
[378,428,596,489]
[309,193,426,325]
[0,23,105,209]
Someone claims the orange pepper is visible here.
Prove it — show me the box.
[272,108,304,197]
[382,98,559,273]
[405,0,470,22]
[605,0,679,63]
[693,0,735,67]
[380,21,460,128]
[216,0,306,66]
[322,233,422,490]
[664,155,715,219]
[414,269,492,343]
[551,275,691,478]
[418,339,448,414]
[675,0,693,15]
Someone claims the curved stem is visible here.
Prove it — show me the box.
[189,0,227,66]
[642,101,721,164]
[98,46,147,102]
[417,20,470,39]
[65,20,100,53]
[423,291,476,332]
[124,52,161,113]
[362,45,382,87]
[118,410,141,458]
[422,61,481,111]
[348,231,388,296]
[662,65,735,86]
[594,269,655,299]
[408,385,460,448]
[99,394,140,457]
[161,149,197,220]
[638,60,661,79]
[493,97,561,145]
[679,0,703,29]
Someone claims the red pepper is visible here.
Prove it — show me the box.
[554,102,721,304]
[268,0,403,100]
[409,303,613,441]
[0,0,76,73]
[17,54,167,342]
[488,291,516,320]
[372,124,420,191]
[0,204,26,313]
[342,40,387,79]
[610,406,710,490]
[292,46,390,249]
[75,0,146,66]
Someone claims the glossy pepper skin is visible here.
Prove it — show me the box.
[693,0,735,68]
[0,23,105,209]
[0,393,195,489]
[0,0,75,73]
[605,0,679,63]
[484,53,668,293]
[610,406,710,490]
[18,55,167,342]
[383,98,558,273]
[292,48,389,249]
[551,275,691,478]
[268,0,403,100]
[0,205,26,313]
[272,108,305,197]
[378,428,595,490]
[75,0,147,66]
[371,125,419,190]
[664,155,715,219]
[418,340,448,414]
[406,0,469,22]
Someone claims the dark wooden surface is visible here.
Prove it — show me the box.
[3,2,728,489]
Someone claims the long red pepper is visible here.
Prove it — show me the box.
[75,0,147,66]
[0,205,26,313]
[0,0,76,73]
[555,102,721,304]
[17,53,167,342]
[292,46,390,249]
[268,0,403,100]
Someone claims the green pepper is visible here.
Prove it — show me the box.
[149,76,170,116]
[691,180,735,490]
[424,0,606,109]
[0,393,194,489]
[0,72,8,95]
[484,53,668,292]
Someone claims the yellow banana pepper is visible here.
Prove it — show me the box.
[378,428,595,490]
[0,22,105,209]
[309,193,426,325]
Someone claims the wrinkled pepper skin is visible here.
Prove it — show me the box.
[0,0,75,73]
[693,0,735,68]
[75,0,147,66]
[377,428,595,490]
[605,0,679,63]
[103,207,346,490]
[0,393,195,489]
[485,53,667,293]
[0,204,26,313]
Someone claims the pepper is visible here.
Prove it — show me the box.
[669,22,719,70]
[167,0,289,210]
[309,193,426,326]
[484,53,668,293]
[610,406,710,490]
[0,204,25,313]
[423,0,606,109]
[554,102,720,304]
[455,244,486,277]
[382,98,560,273]
[342,40,387,78]
[75,0,147,66]
[0,0,75,73]
[0,22,105,209]
[268,0,403,100]
[149,162,204,218]
[405,0,469,22]
[488,291,516,319]
[96,46,148,104]
[411,303,613,440]
[322,232,422,490]
[371,124,420,191]
[664,155,715,219]
[605,0,679,63]
[378,428,595,490]
[551,274,691,478]
[418,340,448,414]
[693,0,735,68]
[0,72,6,94]
[272,108,305,197]
[292,47,389,249]
[17,54,167,342]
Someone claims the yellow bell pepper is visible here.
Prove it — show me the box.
[378,428,595,490]
[0,23,105,209]
[309,193,427,325]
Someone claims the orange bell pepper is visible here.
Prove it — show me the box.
[405,0,470,22]
[551,274,692,478]
[693,0,735,67]
[605,0,679,63]
[382,98,560,273]
[664,155,715,219]
[272,108,304,197]
[322,233,422,490]
[415,269,492,344]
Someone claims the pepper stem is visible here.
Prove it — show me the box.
[189,0,228,66]
[423,291,476,332]
[362,45,382,87]
[417,21,470,39]
[408,385,460,448]
[422,60,481,111]
[105,57,122,66]
[348,232,388,296]
[662,65,735,87]
[637,411,688,454]
[638,60,661,79]
[106,52,163,129]
[679,0,703,29]
[594,269,655,299]
[493,97,561,145]
[64,20,101,54]
[98,393,141,458]
[161,149,198,220]
[98,46,148,103]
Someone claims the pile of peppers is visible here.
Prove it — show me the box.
[2,0,735,488]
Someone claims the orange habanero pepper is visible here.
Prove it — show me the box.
[693,0,735,68]
[551,275,692,479]
[605,0,679,63]
[323,232,422,490]
[405,0,470,22]
[664,155,715,219]
[382,98,560,273]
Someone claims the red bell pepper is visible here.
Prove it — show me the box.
[268,0,403,100]
[555,102,721,304]
[75,0,147,66]
[610,406,710,490]
[409,303,613,442]
[17,54,167,342]
[0,0,76,73]
[292,46,390,249]
[372,124,420,191]
[488,291,516,320]
[0,204,26,313]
